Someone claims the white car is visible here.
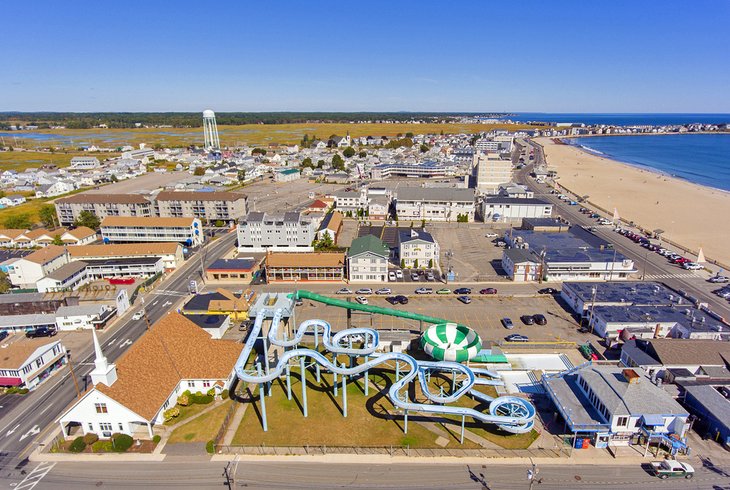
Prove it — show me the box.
[336,288,353,294]
[388,271,396,281]
[395,269,403,279]
[415,287,433,294]
[485,233,498,238]
[682,262,703,270]
[375,288,392,295]
[355,288,373,295]
[355,296,368,304]
[132,310,144,320]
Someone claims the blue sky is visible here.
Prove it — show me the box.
[2,1,729,112]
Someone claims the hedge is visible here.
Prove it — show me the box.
[221,389,229,400]
[152,435,161,444]
[69,437,87,453]
[111,433,134,452]
[83,433,99,445]
[206,440,215,454]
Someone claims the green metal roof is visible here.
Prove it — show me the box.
[347,234,389,258]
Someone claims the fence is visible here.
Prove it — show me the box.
[213,400,239,446]
[129,272,162,304]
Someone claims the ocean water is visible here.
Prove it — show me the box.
[509,113,730,126]
[565,134,730,192]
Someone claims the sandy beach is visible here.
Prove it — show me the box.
[536,137,730,267]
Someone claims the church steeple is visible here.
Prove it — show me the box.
[90,329,117,387]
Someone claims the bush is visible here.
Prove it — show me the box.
[176,393,190,407]
[190,391,213,404]
[152,435,161,444]
[206,440,215,454]
[92,440,113,452]
[69,437,87,453]
[6,387,17,394]
[83,433,99,445]
[163,407,180,422]
[111,433,134,452]
[17,388,29,394]
[221,389,229,400]
[206,388,216,397]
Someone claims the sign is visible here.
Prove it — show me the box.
[116,289,130,315]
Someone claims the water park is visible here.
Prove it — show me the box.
[230,290,539,449]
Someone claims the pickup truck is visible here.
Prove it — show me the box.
[650,459,694,479]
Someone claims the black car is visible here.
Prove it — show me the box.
[533,314,547,325]
[538,288,558,294]
[394,295,408,305]
[520,315,535,325]
[453,287,472,295]
[0,330,8,342]
[26,326,57,338]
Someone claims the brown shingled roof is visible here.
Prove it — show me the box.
[0,229,29,240]
[68,242,180,258]
[56,193,150,204]
[0,337,62,369]
[155,191,246,202]
[63,226,96,240]
[101,216,196,227]
[96,312,242,420]
[24,245,67,264]
[649,339,730,366]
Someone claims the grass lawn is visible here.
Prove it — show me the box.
[168,400,232,443]
[165,400,219,427]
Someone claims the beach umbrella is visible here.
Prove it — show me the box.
[612,208,620,222]
[697,247,705,264]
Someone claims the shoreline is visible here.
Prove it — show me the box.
[560,134,730,196]
[536,137,730,267]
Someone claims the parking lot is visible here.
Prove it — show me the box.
[428,223,510,282]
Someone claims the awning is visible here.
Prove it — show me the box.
[0,377,23,386]
[641,414,665,426]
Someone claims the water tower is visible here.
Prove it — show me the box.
[202,109,220,150]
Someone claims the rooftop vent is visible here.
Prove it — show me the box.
[622,369,641,384]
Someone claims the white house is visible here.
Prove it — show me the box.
[398,228,439,269]
[0,337,67,391]
[54,304,116,331]
[35,180,76,198]
[0,195,26,208]
[347,235,389,282]
[501,248,541,282]
[395,187,476,222]
[57,313,242,439]
[5,245,69,288]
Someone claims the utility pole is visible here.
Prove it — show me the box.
[222,461,233,489]
[66,350,81,398]
[588,286,597,335]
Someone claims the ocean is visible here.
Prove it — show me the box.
[508,113,730,126]
[564,134,730,192]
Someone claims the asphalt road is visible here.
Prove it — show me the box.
[10,460,730,489]
[0,231,237,479]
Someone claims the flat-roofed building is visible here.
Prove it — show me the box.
[265,251,345,282]
[474,152,513,194]
[561,281,681,319]
[55,304,116,331]
[0,337,67,390]
[237,211,316,252]
[205,258,258,282]
[101,216,203,247]
[395,187,476,222]
[68,243,184,271]
[155,191,247,223]
[55,194,153,226]
[481,197,553,222]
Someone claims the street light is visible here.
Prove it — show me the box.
[445,250,453,284]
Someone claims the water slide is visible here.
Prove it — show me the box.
[233,291,536,434]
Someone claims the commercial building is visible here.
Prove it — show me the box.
[101,216,203,247]
[620,339,730,381]
[155,191,247,223]
[68,243,184,271]
[501,248,540,282]
[333,189,367,214]
[183,314,232,339]
[473,152,513,194]
[481,197,553,222]
[398,228,439,269]
[182,289,255,321]
[265,252,345,282]
[274,168,300,182]
[205,258,258,282]
[370,162,456,180]
[36,261,90,293]
[683,385,730,447]
[58,315,242,439]
[0,338,67,391]
[0,292,73,316]
[69,156,100,170]
[237,211,316,252]
[54,304,116,331]
[55,194,153,226]
[543,364,689,451]
[395,187,476,222]
[347,235,389,282]
[560,281,682,319]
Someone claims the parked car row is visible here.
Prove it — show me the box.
[712,286,730,302]
[519,314,548,325]
[616,228,702,269]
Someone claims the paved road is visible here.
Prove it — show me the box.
[0,232,236,479]
[9,460,730,489]
[518,142,730,321]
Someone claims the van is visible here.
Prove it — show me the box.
[388,271,396,281]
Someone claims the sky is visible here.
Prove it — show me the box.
[2,0,730,113]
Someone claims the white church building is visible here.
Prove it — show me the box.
[57,313,242,439]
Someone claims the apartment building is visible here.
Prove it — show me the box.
[155,191,247,223]
[55,194,153,226]
[347,235,389,282]
[0,338,67,391]
[474,152,513,194]
[395,187,476,222]
[4,246,69,288]
[101,217,203,247]
[399,229,439,268]
[237,211,315,252]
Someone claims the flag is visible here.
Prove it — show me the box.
[697,247,705,264]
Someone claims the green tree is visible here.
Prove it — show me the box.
[39,204,58,229]
[252,148,267,156]
[414,259,419,269]
[420,144,429,153]
[314,232,334,251]
[0,270,10,294]
[428,259,434,268]
[110,174,119,182]
[331,154,345,171]
[421,219,426,228]
[405,132,414,138]
[4,213,32,229]
[343,147,355,158]
[193,166,206,176]
[237,169,247,183]
[400,258,406,269]
[52,234,64,246]
[74,210,101,230]
[301,157,313,168]
[358,151,366,158]
[214,220,224,227]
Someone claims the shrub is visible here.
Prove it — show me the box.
[83,433,99,445]
[163,407,180,422]
[206,440,215,454]
[111,433,134,452]
[17,388,29,394]
[206,388,216,397]
[176,393,190,406]
[221,389,229,400]
[190,391,213,404]
[6,387,17,394]
[152,435,161,444]
[69,437,87,453]
[92,440,113,452]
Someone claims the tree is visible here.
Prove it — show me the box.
[4,213,32,230]
[414,259,419,269]
[405,132,414,138]
[316,159,325,168]
[421,219,426,228]
[331,154,345,171]
[110,174,119,182]
[358,151,366,158]
[74,210,100,230]
[252,148,267,156]
[39,204,58,229]
[0,271,10,294]
[237,169,247,183]
[314,232,334,251]
[52,234,64,246]
[400,258,406,269]
[420,144,429,153]
[428,259,434,268]
[193,166,206,176]
[343,147,355,158]
[301,157,313,168]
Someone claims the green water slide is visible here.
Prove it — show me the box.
[293,290,449,325]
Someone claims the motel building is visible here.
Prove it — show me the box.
[264,252,345,282]
[100,216,204,247]
[0,338,67,391]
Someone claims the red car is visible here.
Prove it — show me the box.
[671,257,690,264]
[479,288,497,295]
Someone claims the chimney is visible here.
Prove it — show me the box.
[90,329,117,387]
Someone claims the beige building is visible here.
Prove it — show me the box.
[55,194,153,226]
[474,152,513,194]
[100,217,203,247]
[68,242,185,271]
[155,191,247,224]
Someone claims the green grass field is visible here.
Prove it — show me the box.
[168,401,232,443]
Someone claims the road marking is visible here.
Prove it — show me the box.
[118,339,132,349]
[152,300,159,306]
[644,273,702,279]
[163,301,172,307]
[6,424,19,437]
[12,462,56,490]
[18,425,39,442]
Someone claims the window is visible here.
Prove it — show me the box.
[203,380,211,388]
[95,403,108,414]
[99,423,112,432]
[88,423,94,431]
[616,416,629,427]
[188,381,195,388]
[118,423,124,431]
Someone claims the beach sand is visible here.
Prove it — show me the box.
[536,137,730,267]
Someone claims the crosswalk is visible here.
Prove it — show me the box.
[643,272,702,279]
[14,462,56,490]
[149,289,189,297]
